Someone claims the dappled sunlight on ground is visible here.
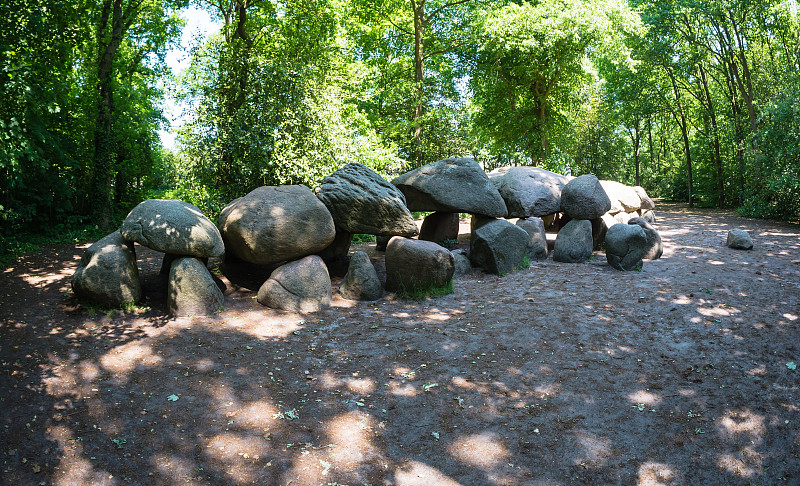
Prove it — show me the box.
[2,204,800,484]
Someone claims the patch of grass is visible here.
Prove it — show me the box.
[123,301,151,313]
[438,238,458,249]
[411,211,433,219]
[395,279,454,300]
[351,234,376,243]
[518,254,531,270]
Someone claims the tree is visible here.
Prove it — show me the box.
[343,0,477,168]
[90,0,186,227]
[470,0,643,165]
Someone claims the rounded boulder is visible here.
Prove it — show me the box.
[257,256,332,313]
[167,257,224,316]
[392,157,507,217]
[72,231,141,307]
[218,186,336,265]
[488,166,568,218]
[121,199,224,258]
[605,223,648,271]
[553,219,594,263]
[314,163,418,237]
[340,251,382,301]
[560,175,611,220]
[385,237,454,292]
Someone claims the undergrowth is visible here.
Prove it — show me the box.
[394,279,454,300]
[0,224,109,269]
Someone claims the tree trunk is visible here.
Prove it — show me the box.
[647,114,656,178]
[668,72,693,207]
[90,0,126,228]
[411,0,426,167]
[628,117,641,186]
[698,65,724,207]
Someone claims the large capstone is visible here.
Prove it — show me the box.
[392,157,507,217]
[605,223,648,271]
[560,175,611,220]
[553,219,594,263]
[314,163,418,237]
[488,166,569,218]
[339,251,382,301]
[633,186,655,210]
[469,219,530,274]
[600,180,641,214]
[257,255,332,312]
[121,199,224,258]
[72,231,141,307]
[385,237,454,292]
[167,257,224,316]
[218,185,335,265]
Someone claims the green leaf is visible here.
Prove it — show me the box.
[167,394,179,401]
[787,362,796,370]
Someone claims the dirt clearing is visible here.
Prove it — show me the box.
[1,204,799,485]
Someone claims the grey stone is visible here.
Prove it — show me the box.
[121,199,224,257]
[591,213,618,249]
[614,211,633,224]
[314,163,418,237]
[317,229,353,261]
[72,231,141,307]
[385,237,454,292]
[488,166,568,218]
[419,212,460,243]
[470,214,496,234]
[340,251,382,301]
[628,217,663,260]
[451,249,473,277]
[469,219,530,274]
[375,235,391,252]
[516,217,548,261]
[605,223,648,271]
[553,219,594,263]
[633,186,655,210]
[600,180,641,213]
[167,257,224,316]
[560,175,611,220]
[257,255,332,312]
[218,185,335,265]
[727,228,754,250]
[392,157,507,217]
[641,210,656,224]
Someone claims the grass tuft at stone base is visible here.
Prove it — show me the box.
[394,279,454,300]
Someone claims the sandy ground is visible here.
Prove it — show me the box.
[1,203,799,486]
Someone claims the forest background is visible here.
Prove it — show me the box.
[1,0,799,261]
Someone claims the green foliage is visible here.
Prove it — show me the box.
[0,223,108,269]
[351,234,377,243]
[176,0,404,205]
[739,82,800,221]
[3,0,800,250]
[394,279,454,301]
[470,0,644,163]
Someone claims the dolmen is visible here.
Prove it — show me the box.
[72,157,665,314]
[72,199,225,315]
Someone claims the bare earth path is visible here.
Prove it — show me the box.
[1,204,799,485]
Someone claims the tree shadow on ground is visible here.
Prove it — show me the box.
[2,204,799,485]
